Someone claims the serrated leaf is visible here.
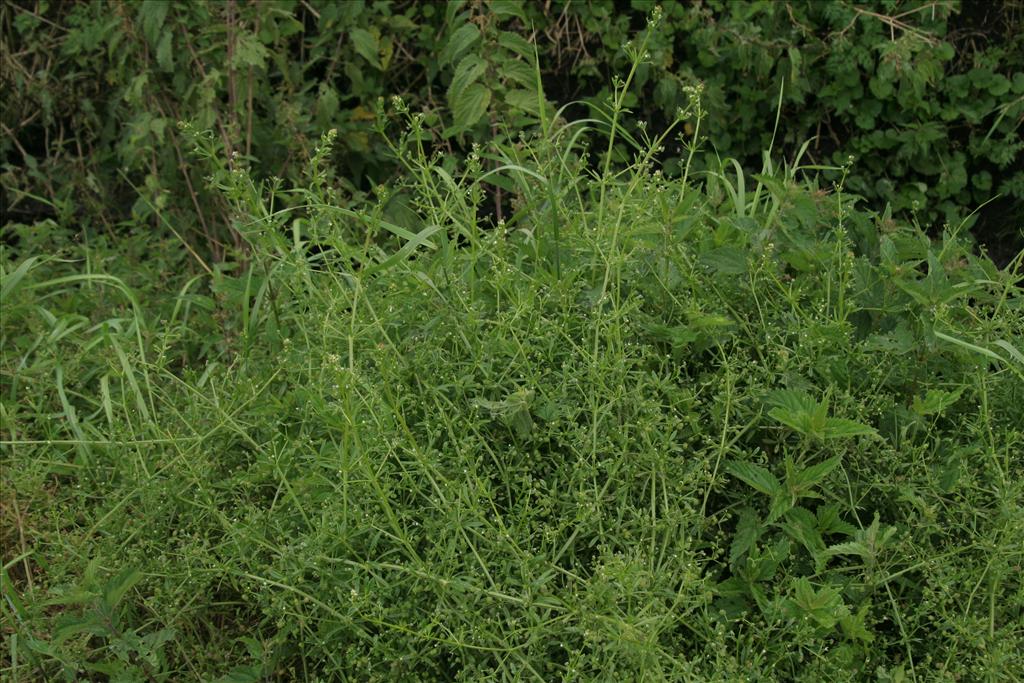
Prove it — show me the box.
[791,456,842,489]
[912,387,964,416]
[767,492,793,523]
[501,60,536,88]
[724,461,782,496]
[768,406,812,435]
[138,0,168,46]
[840,603,875,643]
[103,567,143,610]
[155,30,173,71]
[213,665,264,683]
[824,541,872,558]
[451,82,491,131]
[822,417,877,439]
[497,30,534,57]
[781,506,825,556]
[729,508,762,566]
[700,246,748,274]
[440,23,480,66]
[504,88,541,115]
[350,28,380,69]
[53,615,107,645]
[447,55,488,105]
[816,504,857,537]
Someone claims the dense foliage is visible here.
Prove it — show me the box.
[2,2,1023,681]
[2,0,1022,259]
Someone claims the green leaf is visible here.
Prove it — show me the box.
[724,461,782,497]
[934,329,1007,363]
[350,28,381,69]
[729,508,762,566]
[791,456,842,490]
[911,387,964,416]
[0,256,40,300]
[441,24,481,66]
[451,82,491,131]
[497,30,534,57]
[823,541,872,560]
[447,55,488,105]
[504,88,541,115]
[822,417,878,439]
[53,615,107,645]
[138,0,169,46]
[103,567,143,610]
[155,30,173,72]
[781,506,826,556]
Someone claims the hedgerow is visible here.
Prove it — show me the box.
[2,0,1022,260]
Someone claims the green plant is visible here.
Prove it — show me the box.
[3,12,1023,680]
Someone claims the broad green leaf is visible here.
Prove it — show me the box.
[138,0,168,45]
[103,567,143,610]
[791,456,842,489]
[729,508,761,566]
[505,88,541,115]
[501,60,536,88]
[781,506,826,556]
[840,603,876,643]
[764,389,818,415]
[823,541,872,559]
[440,23,480,66]
[156,30,173,71]
[822,417,878,439]
[447,55,488,105]
[768,406,811,435]
[724,461,781,497]
[350,28,380,69]
[912,387,964,416]
[53,616,107,645]
[451,82,491,131]
[497,30,534,57]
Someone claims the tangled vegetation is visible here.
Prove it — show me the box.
[2,2,1023,681]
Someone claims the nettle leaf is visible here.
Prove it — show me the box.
[451,82,491,131]
[138,0,169,46]
[725,461,782,497]
[441,23,481,66]
[504,88,541,115]
[784,578,849,629]
[497,30,534,58]
[821,417,878,440]
[840,603,876,644]
[102,567,143,610]
[791,456,842,491]
[155,30,173,72]
[447,55,488,106]
[823,541,871,560]
[912,387,964,416]
[729,508,762,566]
[350,28,381,69]
[501,61,536,88]
[781,506,826,556]
[765,389,876,440]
